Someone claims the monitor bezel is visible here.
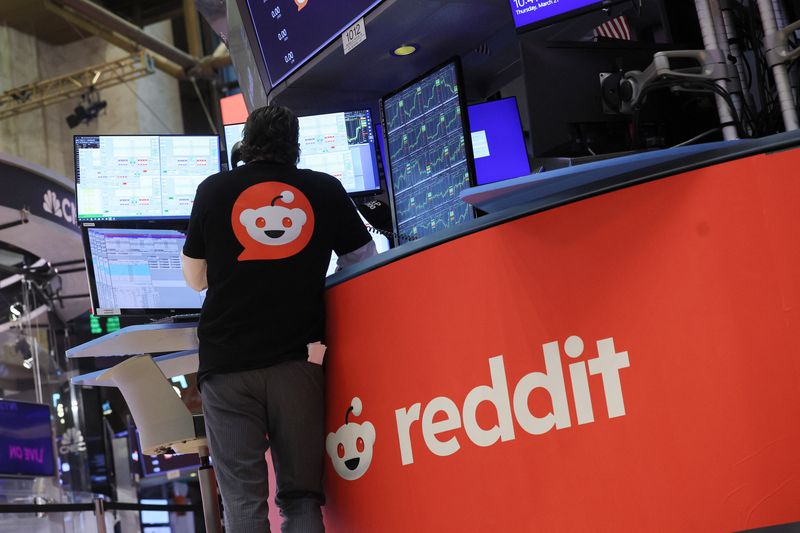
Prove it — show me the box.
[0,399,56,479]
[511,0,628,33]
[222,108,384,196]
[468,96,532,186]
[73,134,222,224]
[379,57,478,243]
[81,221,204,318]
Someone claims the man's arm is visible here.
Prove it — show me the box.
[181,253,208,291]
[336,240,378,271]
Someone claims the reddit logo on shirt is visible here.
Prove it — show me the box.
[232,182,314,261]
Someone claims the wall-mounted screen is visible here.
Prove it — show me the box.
[75,135,220,222]
[0,400,55,478]
[468,97,531,185]
[382,60,476,240]
[510,0,604,30]
[246,0,382,85]
[223,109,381,194]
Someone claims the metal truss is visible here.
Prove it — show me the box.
[0,51,155,120]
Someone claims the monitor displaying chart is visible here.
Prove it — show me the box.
[382,61,475,239]
[223,109,381,194]
[75,135,220,222]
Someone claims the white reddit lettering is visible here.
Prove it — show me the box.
[395,336,630,465]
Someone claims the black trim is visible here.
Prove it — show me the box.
[326,130,800,287]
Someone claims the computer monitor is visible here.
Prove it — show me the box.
[381,59,476,240]
[75,135,221,222]
[83,227,205,316]
[222,109,382,195]
[468,98,531,186]
[0,399,55,477]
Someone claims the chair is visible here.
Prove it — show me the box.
[98,355,222,533]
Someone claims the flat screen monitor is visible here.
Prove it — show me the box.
[381,60,476,240]
[75,135,221,222]
[245,0,382,85]
[509,0,622,31]
[0,400,55,478]
[468,98,531,186]
[84,227,206,316]
[223,109,381,194]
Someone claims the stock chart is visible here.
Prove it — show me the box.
[384,62,474,239]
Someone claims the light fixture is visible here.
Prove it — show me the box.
[66,88,107,129]
[392,44,419,57]
[9,303,22,318]
[22,357,33,370]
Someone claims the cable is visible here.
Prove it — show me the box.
[671,127,722,148]
[190,78,219,135]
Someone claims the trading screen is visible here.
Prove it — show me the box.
[383,62,474,239]
[87,228,205,314]
[223,109,381,194]
[75,135,219,221]
[246,0,382,84]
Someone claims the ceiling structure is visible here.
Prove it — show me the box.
[0,0,184,45]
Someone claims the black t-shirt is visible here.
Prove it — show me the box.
[183,161,372,382]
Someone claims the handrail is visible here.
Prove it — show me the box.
[0,500,199,514]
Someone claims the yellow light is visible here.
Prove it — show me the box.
[393,45,418,57]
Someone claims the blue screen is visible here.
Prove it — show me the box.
[383,62,474,239]
[468,98,531,186]
[247,0,382,85]
[0,400,55,477]
[509,0,599,29]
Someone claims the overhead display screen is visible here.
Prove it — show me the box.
[509,0,600,29]
[75,135,220,222]
[246,0,382,85]
[0,400,55,477]
[224,109,381,194]
[382,61,475,240]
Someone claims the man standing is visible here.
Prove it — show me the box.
[182,105,375,532]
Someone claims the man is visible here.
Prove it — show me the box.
[181,105,376,532]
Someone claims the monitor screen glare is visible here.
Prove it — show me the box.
[224,109,381,194]
[509,0,599,29]
[87,227,205,315]
[468,98,531,185]
[383,62,474,239]
[75,135,220,222]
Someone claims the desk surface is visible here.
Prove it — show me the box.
[71,350,199,386]
[66,322,198,359]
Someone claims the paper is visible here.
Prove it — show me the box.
[307,342,327,365]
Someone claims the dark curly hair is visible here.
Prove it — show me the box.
[239,105,300,165]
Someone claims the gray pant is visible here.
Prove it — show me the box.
[201,360,325,533]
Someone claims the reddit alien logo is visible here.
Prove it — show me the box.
[232,182,314,261]
[326,397,376,481]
